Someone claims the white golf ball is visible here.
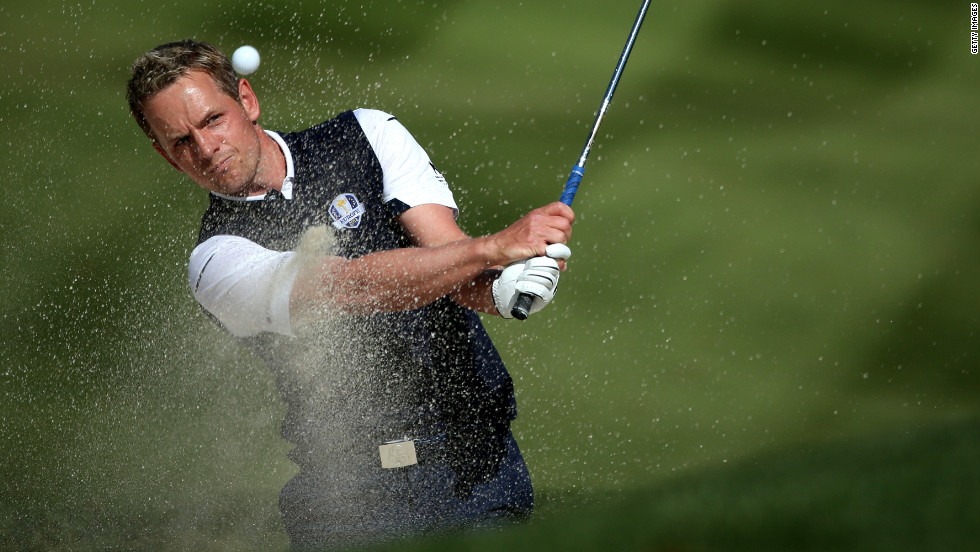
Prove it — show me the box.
[231,45,260,75]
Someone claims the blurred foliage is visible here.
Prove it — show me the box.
[1,0,977,549]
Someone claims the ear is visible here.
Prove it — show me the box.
[153,143,184,173]
[238,78,261,123]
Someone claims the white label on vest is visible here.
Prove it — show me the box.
[379,440,418,469]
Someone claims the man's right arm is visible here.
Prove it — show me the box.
[191,232,498,338]
[189,235,299,337]
[190,202,573,337]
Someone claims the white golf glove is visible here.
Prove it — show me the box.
[492,244,571,319]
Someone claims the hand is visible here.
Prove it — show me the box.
[486,202,574,267]
[492,244,571,319]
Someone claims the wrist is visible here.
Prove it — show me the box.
[472,234,504,268]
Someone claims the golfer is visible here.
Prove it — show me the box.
[126,39,574,549]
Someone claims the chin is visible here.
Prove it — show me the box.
[207,178,246,197]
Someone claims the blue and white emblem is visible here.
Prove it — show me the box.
[329,193,365,229]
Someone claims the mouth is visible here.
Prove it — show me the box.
[207,155,232,176]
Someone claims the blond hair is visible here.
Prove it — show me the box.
[126,39,239,141]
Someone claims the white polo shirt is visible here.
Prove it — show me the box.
[188,109,458,338]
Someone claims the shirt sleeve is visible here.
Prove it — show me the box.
[188,235,299,337]
[353,108,459,217]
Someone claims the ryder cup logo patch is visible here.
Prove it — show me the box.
[329,193,365,229]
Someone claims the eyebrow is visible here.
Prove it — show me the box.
[163,108,223,148]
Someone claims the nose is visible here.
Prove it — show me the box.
[191,129,222,159]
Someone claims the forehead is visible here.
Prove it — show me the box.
[143,70,238,139]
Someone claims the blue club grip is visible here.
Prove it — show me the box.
[559,165,585,206]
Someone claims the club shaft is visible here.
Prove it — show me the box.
[559,0,650,206]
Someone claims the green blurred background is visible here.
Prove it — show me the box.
[1,0,977,550]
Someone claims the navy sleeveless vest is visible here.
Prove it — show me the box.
[195,112,516,477]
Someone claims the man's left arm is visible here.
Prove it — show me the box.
[362,110,566,316]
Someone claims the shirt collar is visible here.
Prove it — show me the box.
[210,129,294,202]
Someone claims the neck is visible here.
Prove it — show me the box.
[248,125,286,196]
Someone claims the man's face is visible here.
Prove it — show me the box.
[143,70,263,196]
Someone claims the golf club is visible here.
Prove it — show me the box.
[511,0,652,320]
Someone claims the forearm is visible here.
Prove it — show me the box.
[290,236,498,318]
[450,269,503,315]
